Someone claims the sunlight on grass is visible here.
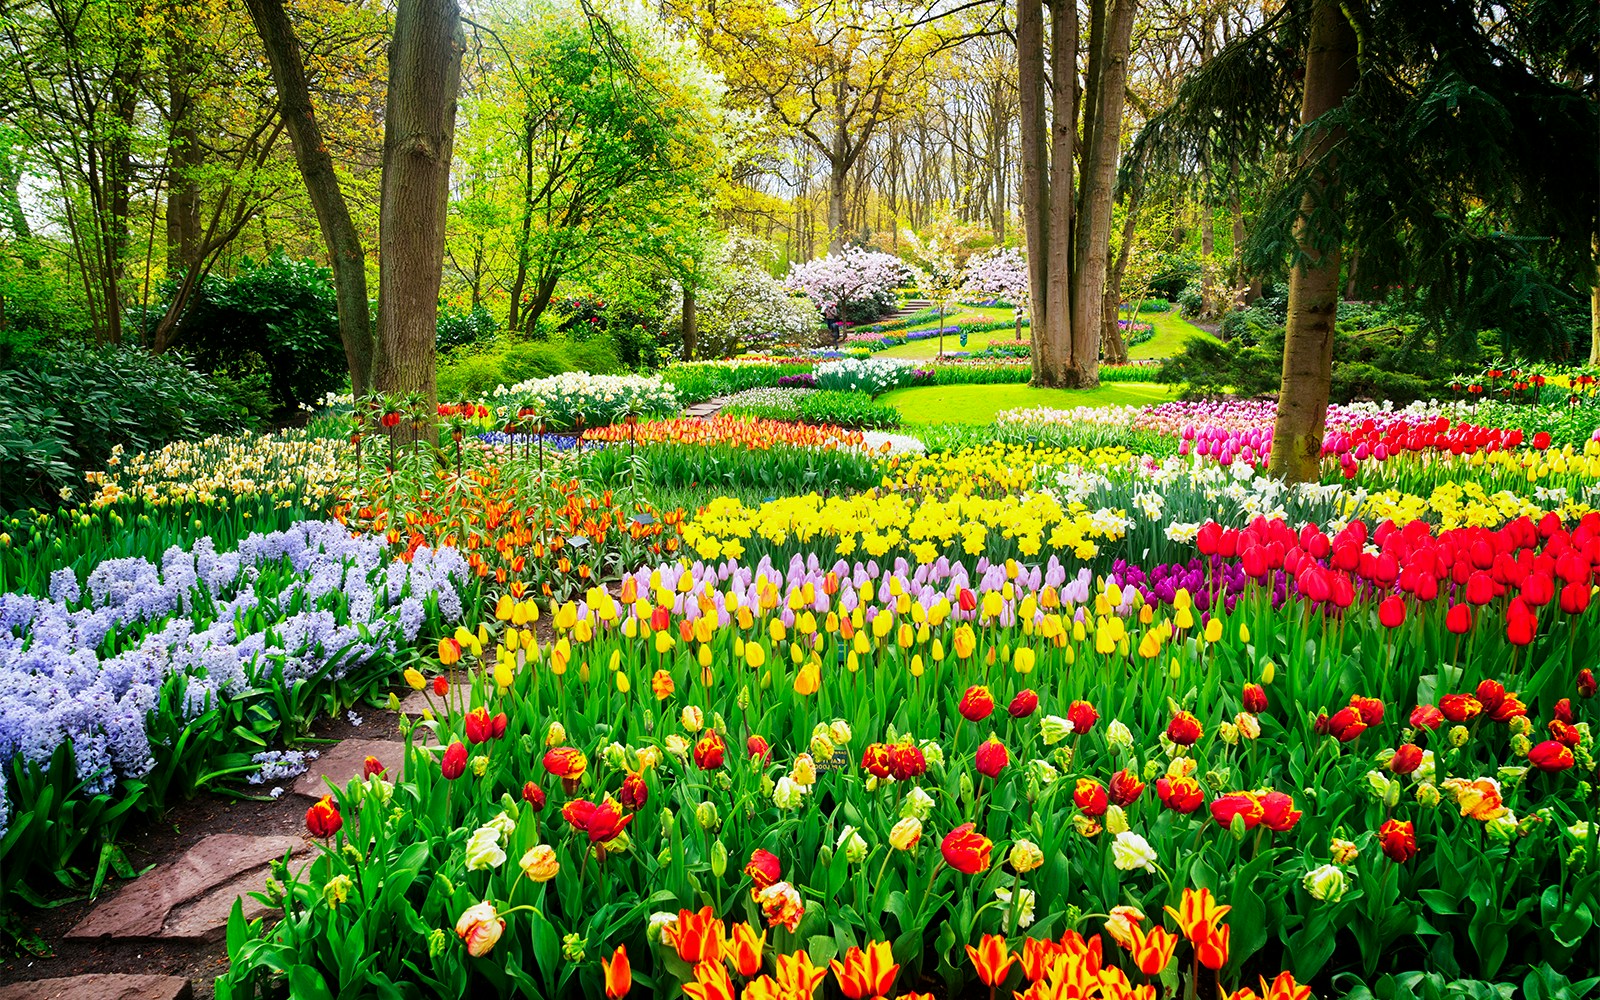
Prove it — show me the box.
[880,381,1177,425]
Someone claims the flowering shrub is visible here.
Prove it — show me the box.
[813,357,917,395]
[959,246,1030,309]
[786,247,913,323]
[490,372,679,430]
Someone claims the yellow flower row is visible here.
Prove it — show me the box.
[885,444,1137,495]
[681,490,1128,563]
[84,431,349,508]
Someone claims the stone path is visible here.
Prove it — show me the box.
[291,737,408,799]
[66,834,302,944]
[0,974,193,1000]
[683,394,734,418]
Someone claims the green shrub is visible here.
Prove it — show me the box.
[434,337,623,400]
[0,345,251,511]
[1158,325,1456,403]
[574,440,883,495]
[1136,298,1171,313]
[436,303,500,354]
[662,362,813,404]
[160,250,348,413]
[798,390,900,429]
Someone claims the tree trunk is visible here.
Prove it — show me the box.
[1065,0,1136,389]
[1102,184,1141,365]
[1267,0,1358,483]
[506,119,536,332]
[1038,0,1077,386]
[372,0,463,429]
[1017,0,1052,385]
[165,34,202,279]
[682,284,697,362]
[827,160,848,253]
[245,0,375,395]
[106,61,139,345]
[1588,234,1599,367]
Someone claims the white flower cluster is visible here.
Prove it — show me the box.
[813,357,917,396]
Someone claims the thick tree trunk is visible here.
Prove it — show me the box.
[1038,0,1077,386]
[1017,0,1052,385]
[827,161,848,252]
[165,37,202,279]
[245,0,375,395]
[1065,0,1136,388]
[682,285,697,362]
[1267,0,1358,482]
[373,0,463,428]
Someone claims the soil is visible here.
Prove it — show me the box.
[0,700,409,999]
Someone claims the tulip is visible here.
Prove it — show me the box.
[1445,603,1473,634]
[432,674,451,697]
[682,959,736,1000]
[454,900,504,958]
[1192,921,1230,970]
[1379,818,1417,863]
[543,746,588,780]
[889,817,923,850]
[619,772,649,809]
[729,922,766,977]
[744,848,782,890]
[1579,668,1598,698]
[1008,689,1039,718]
[521,781,546,809]
[861,742,892,778]
[747,735,771,760]
[1073,778,1109,816]
[1378,595,1406,628]
[438,638,462,665]
[361,756,385,779]
[599,944,630,998]
[831,941,898,999]
[1156,775,1204,813]
[305,794,342,838]
[1527,739,1575,771]
[464,706,492,744]
[756,881,804,932]
[1109,769,1145,807]
[959,685,995,721]
[1126,923,1178,976]
[940,823,993,874]
[974,737,1009,778]
[1066,699,1099,733]
[1242,683,1268,713]
[693,732,726,770]
[1166,710,1203,746]
[664,906,725,964]
[441,741,468,780]
[1324,707,1366,743]
[1389,744,1424,774]
[965,934,1015,987]
[519,844,559,882]
[1439,693,1482,723]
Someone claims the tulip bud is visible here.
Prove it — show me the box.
[1330,838,1359,864]
[1218,722,1239,745]
[710,839,728,877]
[1104,805,1130,835]
[889,817,923,850]
[1449,725,1470,747]
[696,801,720,830]
[838,826,868,864]
[1107,720,1133,748]
[1229,812,1249,841]
[1009,839,1044,873]
[1415,782,1441,807]
[1303,864,1346,902]
[901,786,934,820]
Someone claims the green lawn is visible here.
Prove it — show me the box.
[881,382,1177,425]
[872,304,1216,361]
[1126,308,1219,360]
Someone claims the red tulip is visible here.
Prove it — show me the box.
[1066,700,1099,734]
[441,740,468,780]
[1209,793,1264,830]
[1439,694,1483,723]
[305,794,342,838]
[1560,582,1591,614]
[1073,778,1109,817]
[1506,597,1538,645]
[1409,704,1444,730]
[1378,595,1406,628]
[362,756,386,779]
[1108,769,1145,807]
[1325,707,1366,743]
[747,735,771,760]
[1242,683,1268,714]
[521,781,547,810]
[1166,711,1203,746]
[745,848,781,889]
[464,706,493,744]
[959,685,995,721]
[1349,695,1385,727]
[619,772,650,809]
[889,743,927,780]
[1580,668,1598,698]
[1445,603,1473,634]
[1008,689,1039,718]
[1389,744,1424,774]
[1257,791,1302,831]
[1156,775,1204,813]
[1379,819,1417,863]
[861,742,893,779]
[940,823,993,874]
[1527,740,1575,771]
[974,738,1009,778]
[693,732,726,770]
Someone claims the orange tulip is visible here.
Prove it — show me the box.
[663,906,724,964]
[831,941,899,999]
[729,921,766,976]
[1164,887,1231,940]
[1126,924,1179,976]
[1190,920,1230,970]
[965,934,1015,987]
[681,959,736,1000]
[775,949,829,996]
[1020,937,1060,981]
[1225,972,1313,1000]
[600,944,630,998]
